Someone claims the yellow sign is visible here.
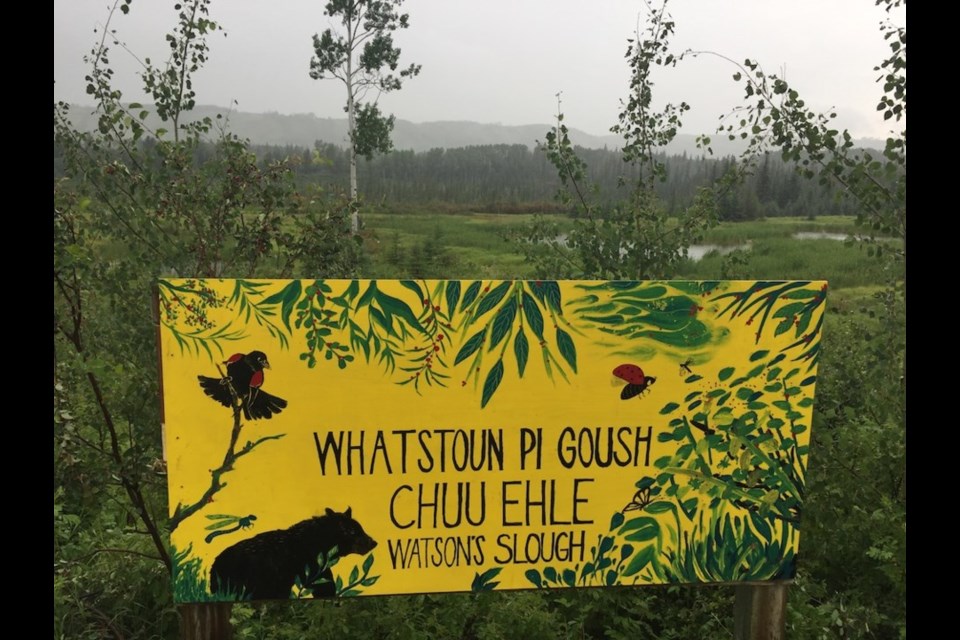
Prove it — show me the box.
[159,279,824,602]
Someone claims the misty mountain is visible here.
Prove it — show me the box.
[62,104,884,155]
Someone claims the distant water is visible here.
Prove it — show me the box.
[792,231,851,241]
[686,243,750,261]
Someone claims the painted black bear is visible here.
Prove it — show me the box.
[209,507,377,600]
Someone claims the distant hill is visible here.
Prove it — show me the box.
[61,104,884,154]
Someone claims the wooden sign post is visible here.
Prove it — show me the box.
[157,279,822,633]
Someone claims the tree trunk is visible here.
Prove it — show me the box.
[346,64,359,234]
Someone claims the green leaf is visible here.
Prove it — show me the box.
[659,402,680,415]
[718,367,735,381]
[521,291,545,340]
[524,569,543,588]
[619,516,659,542]
[455,330,485,365]
[555,327,577,373]
[644,501,675,515]
[514,330,529,378]
[543,281,563,313]
[376,290,424,332]
[400,280,423,302]
[445,281,461,317]
[621,545,657,577]
[461,281,481,311]
[356,282,378,308]
[750,350,769,361]
[489,299,517,351]
[475,282,511,319]
[481,360,504,408]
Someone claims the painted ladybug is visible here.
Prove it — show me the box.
[613,364,657,400]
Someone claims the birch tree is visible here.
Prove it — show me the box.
[310,0,420,233]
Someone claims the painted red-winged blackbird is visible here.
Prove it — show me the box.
[198,350,288,420]
[612,363,657,400]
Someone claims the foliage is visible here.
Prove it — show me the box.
[294,549,380,598]
[54,2,363,637]
[309,0,421,231]
[691,0,906,261]
[517,1,719,280]
[159,277,585,409]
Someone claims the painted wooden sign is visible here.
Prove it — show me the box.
[158,279,825,602]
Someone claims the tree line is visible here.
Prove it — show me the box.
[55,138,864,219]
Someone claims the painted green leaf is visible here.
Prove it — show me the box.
[610,512,625,529]
[746,364,765,379]
[556,327,577,373]
[461,281,481,311]
[659,402,680,415]
[489,299,517,351]
[343,279,360,301]
[376,291,425,332]
[718,367,735,381]
[261,279,300,305]
[562,568,576,587]
[584,314,624,325]
[279,281,303,332]
[774,319,792,337]
[644,501,674,515]
[750,350,769,361]
[612,284,667,299]
[514,330,529,378]
[445,281,461,317]
[471,567,502,592]
[619,516,659,542]
[543,281,563,314]
[400,280,423,302]
[685,374,703,383]
[369,307,396,337]
[800,375,817,386]
[356,281,378,308]
[475,282,511,319]
[455,330,485,365]
[621,545,657,577]
[481,359,504,408]
[521,291,545,339]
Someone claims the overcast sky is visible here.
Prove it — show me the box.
[53,0,905,140]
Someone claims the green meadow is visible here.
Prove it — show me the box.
[361,211,901,291]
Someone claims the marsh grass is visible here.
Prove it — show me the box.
[363,213,898,288]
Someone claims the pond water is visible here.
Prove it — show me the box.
[686,243,750,261]
[551,230,862,263]
[792,231,852,241]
